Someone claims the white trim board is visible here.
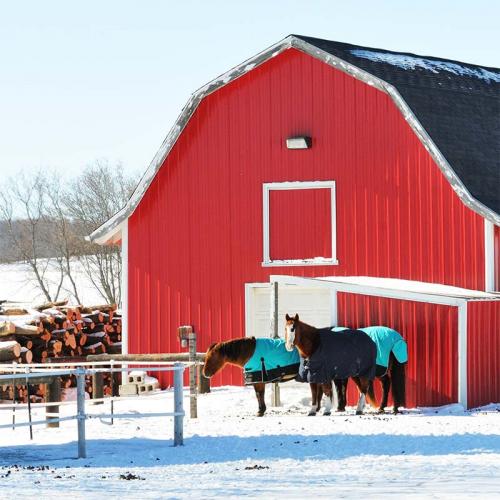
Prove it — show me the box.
[262,181,338,267]
[121,220,129,355]
[484,219,495,292]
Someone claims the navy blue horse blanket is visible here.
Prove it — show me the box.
[332,326,408,368]
[298,328,377,384]
[243,338,300,384]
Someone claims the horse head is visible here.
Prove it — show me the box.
[202,342,225,378]
[284,313,300,351]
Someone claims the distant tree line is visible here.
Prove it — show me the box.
[0,161,138,305]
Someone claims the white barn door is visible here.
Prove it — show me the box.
[245,283,332,339]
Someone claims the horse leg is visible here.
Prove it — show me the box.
[352,377,377,415]
[334,378,347,412]
[321,382,334,416]
[253,383,266,417]
[390,358,406,414]
[308,383,319,416]
[378,373,391,414]
[316,384,324,413]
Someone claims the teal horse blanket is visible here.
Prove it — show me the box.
[243,338,300,384]
[332,326,408,367]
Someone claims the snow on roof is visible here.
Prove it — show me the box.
[318,276,500,300]
[350,49,500,83]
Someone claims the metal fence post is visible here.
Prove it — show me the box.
[76,367,87,458]
[173,363,184,446]
[25,367,33,440]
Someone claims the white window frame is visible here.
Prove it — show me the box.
[262,180,338,267]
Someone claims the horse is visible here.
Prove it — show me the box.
[285,313,378,415]
[332,326,407,414]
[202,336,326,416]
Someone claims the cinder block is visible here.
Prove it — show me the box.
[119,383,139,396]
[128,370,145,384]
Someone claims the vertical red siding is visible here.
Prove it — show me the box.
[467,301,500,408]
[337,293,458,408]
[128,48,486,391]
[269,188,332,260]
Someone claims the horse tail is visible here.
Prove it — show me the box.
[366,379,378,408]
[391,356,406,408]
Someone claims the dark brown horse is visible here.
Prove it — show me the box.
[285,314,378,415]
[203,337,325,416]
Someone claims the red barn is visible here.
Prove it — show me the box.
[90,35,500,409]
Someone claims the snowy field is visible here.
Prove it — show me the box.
[1,383,499,499]
[0,261,104,305]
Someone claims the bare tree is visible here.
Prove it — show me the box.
[0,162,137,305]
[0,171,64,301]
[63,160,137,305]
[45,176,83,304]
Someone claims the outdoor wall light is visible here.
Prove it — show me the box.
[286,136,312,149]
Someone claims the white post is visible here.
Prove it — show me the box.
[270,281,281,406]
[457,302,468,409]
[173,363,184,446]
[121,220,129,355]
[76,368,87,458]
[330,289,338,326]
[484,219,495,292]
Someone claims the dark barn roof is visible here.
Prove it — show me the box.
[295,36,500,216]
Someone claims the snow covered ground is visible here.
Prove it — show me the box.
[0,260,104,305]
[1,383,499,499]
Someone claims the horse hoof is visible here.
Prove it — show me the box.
[393,409,400,415]
[377,408,386,414]
[336,408,345,413]
[356,411,363,416]
[307,411,317,416]
[323,411,331,416]
[257,412,265,417]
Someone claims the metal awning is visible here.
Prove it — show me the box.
[270,275,500,307]
[269,274,500,409]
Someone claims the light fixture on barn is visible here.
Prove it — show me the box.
[286,136,312,149]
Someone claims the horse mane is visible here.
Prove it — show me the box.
[218,337,256,363]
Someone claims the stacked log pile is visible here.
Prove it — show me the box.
[0,300,122,403]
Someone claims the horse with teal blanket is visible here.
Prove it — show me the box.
[203,336,325,416]
[321,325,407,414]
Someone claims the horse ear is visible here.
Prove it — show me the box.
[294,313,299,321]
[285,313,291,321]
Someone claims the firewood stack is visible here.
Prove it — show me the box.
[0,299,123,403]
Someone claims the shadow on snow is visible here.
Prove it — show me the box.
[1,431,499,468]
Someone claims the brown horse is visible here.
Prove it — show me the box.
[285,314,378,415]
[203,337,325,416]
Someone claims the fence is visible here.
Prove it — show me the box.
[0,361,186,458]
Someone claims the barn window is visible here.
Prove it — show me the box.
[262,181,338,266]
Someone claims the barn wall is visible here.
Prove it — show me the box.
[337,293,458,408]
[128,47,484,387]
[467,301,500,408]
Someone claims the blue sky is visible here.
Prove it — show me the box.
[1,0,498,179]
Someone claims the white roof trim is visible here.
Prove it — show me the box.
[270,275,500,305]
[88,36,500,244]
